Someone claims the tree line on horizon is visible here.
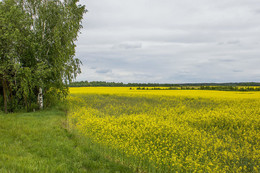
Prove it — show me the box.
[135,86,260,91]
[69,81,260,88]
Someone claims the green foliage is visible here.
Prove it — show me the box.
[44,87,69,108]
[0,0,86,112]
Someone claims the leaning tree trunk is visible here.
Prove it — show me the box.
[38,87,43,109]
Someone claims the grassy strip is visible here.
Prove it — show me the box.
[0,109,134,173]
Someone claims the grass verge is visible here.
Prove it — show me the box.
[0,109,134,173]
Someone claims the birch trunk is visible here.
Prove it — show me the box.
[38,87,43,109]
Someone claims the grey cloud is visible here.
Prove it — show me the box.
[255,9,260,14]
[95,69,112,74]
[217,40,241,46]
[75,0,260,83]
[227,40,240,45]
[214,59,235,63]
[233,70,243,73]
[112,42,142,50]
[89,66,97,69]
[217,42,225,45]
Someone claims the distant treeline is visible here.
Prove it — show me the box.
[69,81,260,87]
[135,86,260,91]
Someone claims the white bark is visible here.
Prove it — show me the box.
[38,87,43,109]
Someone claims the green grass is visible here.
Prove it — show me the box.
[0,109,134,173]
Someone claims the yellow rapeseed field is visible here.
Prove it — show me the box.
[68,87,260,172]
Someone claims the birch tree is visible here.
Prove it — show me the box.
[0,0,86,112]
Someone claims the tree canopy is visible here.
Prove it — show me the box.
[0,0,86,113]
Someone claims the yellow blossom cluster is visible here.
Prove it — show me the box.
[68,87,260,172]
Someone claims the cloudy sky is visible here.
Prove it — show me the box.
[75,0,260,83]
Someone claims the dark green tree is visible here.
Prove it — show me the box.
[0,0,31,113]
